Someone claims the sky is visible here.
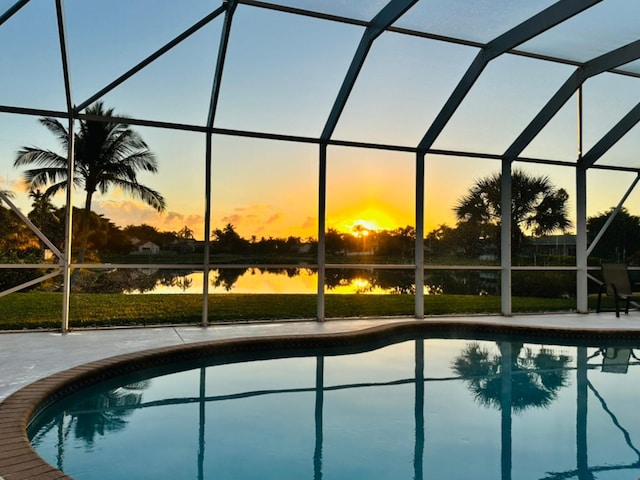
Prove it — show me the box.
[2,1,640,241]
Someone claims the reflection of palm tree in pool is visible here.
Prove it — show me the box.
[452,342,571,412]
[69,381,150,446]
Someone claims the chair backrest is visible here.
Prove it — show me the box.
[601,263,633,296]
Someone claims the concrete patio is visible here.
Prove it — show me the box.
[3,312,640,402]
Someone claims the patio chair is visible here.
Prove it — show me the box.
[596,263,640,317]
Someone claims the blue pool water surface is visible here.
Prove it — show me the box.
[28,335,640,480]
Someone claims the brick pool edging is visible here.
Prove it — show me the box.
[2,319,640,480]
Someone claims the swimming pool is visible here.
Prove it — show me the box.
[24,324,640,480]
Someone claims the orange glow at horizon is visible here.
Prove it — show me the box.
[330,201,412,234]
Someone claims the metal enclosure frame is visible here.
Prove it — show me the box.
[2,0,640,331]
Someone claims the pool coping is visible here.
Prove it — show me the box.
[2,319,640,480]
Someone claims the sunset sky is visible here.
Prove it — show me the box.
[2,1,640,241]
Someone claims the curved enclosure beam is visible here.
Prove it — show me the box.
[0,0,30,28]
[321,0,419,141]
[207,0,238,129]
[504,39,640,160]
[417,0,602,153]
[55,0,73,114]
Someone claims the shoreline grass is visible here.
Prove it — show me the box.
[0,292,594,331]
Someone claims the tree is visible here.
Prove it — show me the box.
[325,228,345,254]
[212,223,248,253]
[28,189,63,248]
[124,223,162,245]
[176,225,194,240]
[375,226,415,258]
[454,169,571,254]
[587,207,640,263]
[14,101,166,263]
[0,203,42,291]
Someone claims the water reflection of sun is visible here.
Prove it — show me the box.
[352,278,371,291]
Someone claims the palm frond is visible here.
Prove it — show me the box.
[14,148,67,168]
[39,117,70,148]
[43,181,71,199]
[109,178,166,212]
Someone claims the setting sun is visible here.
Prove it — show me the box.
[349,219,379,237]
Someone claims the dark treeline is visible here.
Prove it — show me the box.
[1,193,420,262]
[3,197,640,266]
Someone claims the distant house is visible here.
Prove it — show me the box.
[529,234,576,257]
[296,243,313,254]
[136,241,160,255]
[171,238,198,254]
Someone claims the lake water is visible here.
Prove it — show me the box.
[132,268,413,295]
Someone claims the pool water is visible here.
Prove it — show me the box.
[29,336,640,480]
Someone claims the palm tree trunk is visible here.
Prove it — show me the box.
[69,192,93,285]
[76,191,94,264]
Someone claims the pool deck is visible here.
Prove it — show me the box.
[3,311,640,402]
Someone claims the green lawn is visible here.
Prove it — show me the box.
[0,292,595,330]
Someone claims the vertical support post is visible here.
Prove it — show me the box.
[576,167,588,313]
[317,144,327,321]
[61,115,75,333]
[202,134,213,327]
[314,355,324,480]
[415,152,425,318]
[414,339,424,480]
[500,160,512,315]
[576,87,589,313]
[56,0,74,333]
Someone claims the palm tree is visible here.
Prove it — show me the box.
[14,102,166,263]
[454,169,571,254]
[176,225,194,240]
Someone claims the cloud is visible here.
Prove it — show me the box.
[0,175,29,194]
[217,204,316,239]
[299,216,317,237]
[266,212,283,224]
[13,179,30,193]
[94,200,316,240]
[94,199,205,238]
